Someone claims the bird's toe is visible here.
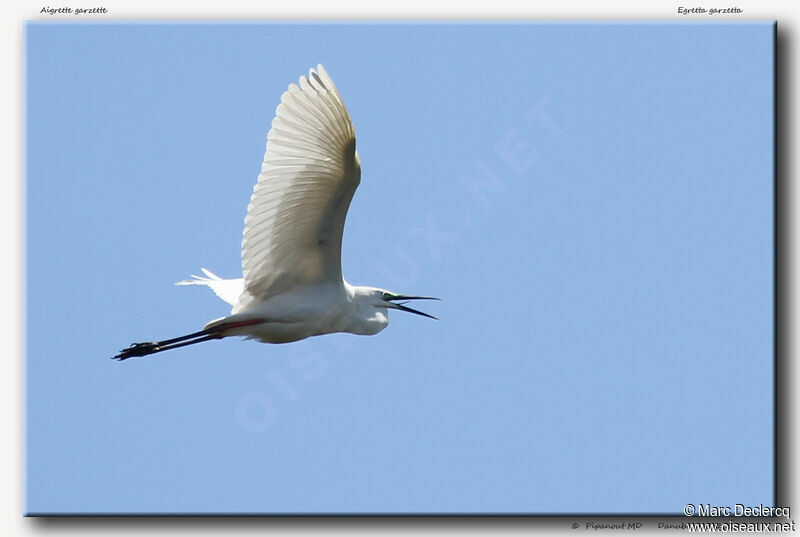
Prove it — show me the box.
[113,341,160,360]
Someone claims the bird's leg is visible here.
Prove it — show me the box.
[113,318,267,360]
[148,328,213,348]
[113,330,221,360]
[134,334,223,355]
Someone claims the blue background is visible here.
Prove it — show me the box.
[26,22,774,514]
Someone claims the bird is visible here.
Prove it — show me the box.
[114,64,438,360]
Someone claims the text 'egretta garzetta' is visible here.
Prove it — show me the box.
[114,65,438,360]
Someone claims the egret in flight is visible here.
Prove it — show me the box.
[115,65,438,360]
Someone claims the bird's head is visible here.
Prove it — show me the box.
[369,288,440,320]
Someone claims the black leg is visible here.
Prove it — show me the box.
[113,318,267,360]
[113,330,220,360]
[151,329,213,347]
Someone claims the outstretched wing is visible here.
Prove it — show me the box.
[238,64,360,311]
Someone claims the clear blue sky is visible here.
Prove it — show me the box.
[26,22,774,514]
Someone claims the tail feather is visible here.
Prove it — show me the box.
[176,268,244,307]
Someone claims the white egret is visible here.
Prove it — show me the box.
[115,65,438,360]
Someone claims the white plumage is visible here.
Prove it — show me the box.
[115,65,437,360]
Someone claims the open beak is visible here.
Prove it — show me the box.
[385,295,440,320]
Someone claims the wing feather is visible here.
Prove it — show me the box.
[238,64,360,312]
